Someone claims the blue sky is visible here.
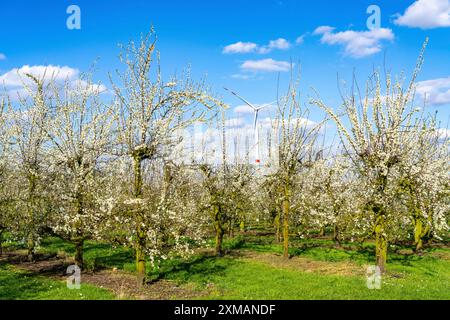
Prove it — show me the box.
[0,0,449,131]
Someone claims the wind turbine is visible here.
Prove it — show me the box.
[224,87,275,165]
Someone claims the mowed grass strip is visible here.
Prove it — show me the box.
[0,264,114,300]
[153,253,450,300]
[2,236,449,300]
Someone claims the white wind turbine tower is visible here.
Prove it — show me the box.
[224,87,275,165]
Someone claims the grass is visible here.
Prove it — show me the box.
[0,264,114,300]
[145,234,450,299]
[38,237,135,272]
[1,234,449,300]
[150,246,450,300]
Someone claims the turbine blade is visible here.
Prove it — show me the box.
[224,87,257,110]
[256,101,277,111]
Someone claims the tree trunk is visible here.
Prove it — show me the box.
[413,217,429,253]
[282,186,290,259]
[239,220,245,233]
[274,212,281,243]
[375,221,387,273]
[214,206,224,256]
[228,219,234,238]
[136,228,146,286]
[133,156,146,286]
[319,227,325,237]
[0,230,3,256]
[333,225,341,247]
[74,187,85,270]
[415,237,423,252]
[215,225,224,257]
[27,172,37,263]
[74,239,84,269]
[27,234,35,262]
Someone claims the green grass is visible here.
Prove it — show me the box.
[142,234,450,299]
[150,251,450,300]
[0,264,114,300]
[39,237,135,272]
[2,234,449,300]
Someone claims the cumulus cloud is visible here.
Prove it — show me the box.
[259,117,318,131]
[174,114,319,166]
[70,79,108,95]
[416,77,450,106]
[313,26,394,58]
[258,38,291,54]
[223,38,292,55]
[295,35,306,45]
[240,59,291,72]
[394,0,450,29]
[0,65,107,100]
[225,117,245,128]
[234,102,276,115]
[0,65,79,87]
[436,128,450,140]
[223,42,258,54]
[313,26,335,35]
[234,104,254,114]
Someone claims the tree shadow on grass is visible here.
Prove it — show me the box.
[90,251,134,270]
[0,264,58,300]
[39,238,135,271]
[388,250,431,266]
[288,242,375,261]
[150,253,239,284]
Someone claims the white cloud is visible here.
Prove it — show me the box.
[0,65,107,100]
[394,0,450,29]
[0,65,79,87]
[259,117,318,130]
[258,38,291,54]
[314,26,394,58]
[225,117,245,128]
[70,79,108,95]
[172,115,320,166]
[416,77,450,106]
[436,128,450,140]
[269,38,291,50]
[234,102,276,114]
[295,35,306,45]
[234,105,254,114]
[240,59,291,72]
[313,26,335,35]
[0,53,6,61]
[223,42,258,54]
[223,38,291,54]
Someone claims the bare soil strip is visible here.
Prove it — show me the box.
[0,251,209,300]
[232,250,367,276]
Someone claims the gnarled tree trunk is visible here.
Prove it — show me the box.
[74,238,84,269]
[333,225,341,247]
[282,183,291,259]
[375,215,387,273]
[274,211,281,243]
[133,155,146,286]
[214,205,224,257]
[27,234,35,262]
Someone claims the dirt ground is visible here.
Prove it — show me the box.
[0,251,211,300]
[1,244,420,299]
[231,250,367,276]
